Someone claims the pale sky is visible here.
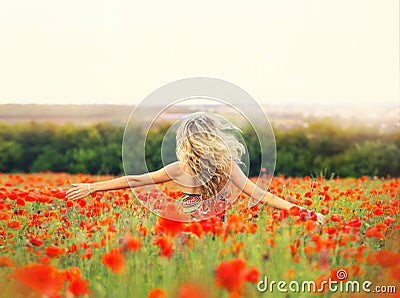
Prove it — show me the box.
[0,0,398,105]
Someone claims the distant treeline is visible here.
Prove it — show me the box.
[0,120,399,177]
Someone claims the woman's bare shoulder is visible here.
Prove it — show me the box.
[227,159,236,178]
[163,161,184,179]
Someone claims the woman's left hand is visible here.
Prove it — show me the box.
[66,183,92,201]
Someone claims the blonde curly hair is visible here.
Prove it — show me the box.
[176,113,245,204]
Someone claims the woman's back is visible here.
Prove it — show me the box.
[163,160,229,220]
[166,160,232,194]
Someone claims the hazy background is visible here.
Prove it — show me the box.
[0,1,398,178]
[0,0,398,106]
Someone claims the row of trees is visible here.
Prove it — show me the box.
[0,120,399,177]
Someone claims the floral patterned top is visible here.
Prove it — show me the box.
[178,192,227,222]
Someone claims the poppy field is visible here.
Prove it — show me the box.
[0,173,399,298]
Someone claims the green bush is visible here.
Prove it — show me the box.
[0,120,398,177]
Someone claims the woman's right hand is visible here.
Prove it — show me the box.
[315,211,326,226]
[66,183,92,201]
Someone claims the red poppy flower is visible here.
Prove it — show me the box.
[178,283,209,298]
[374,250,400,267]
[157,218,182,236]
[305,220,318,231]
[384,216,396,225]
[38,255,51,265]
[67,276,90,296]
[289,206,300,215]
[245,266,260,283]
[13,263,64,295]
[0,256,15,267]
[66,266,82,282]
[330,214,342,222]
[372,208,383,216]
[122,234,141,252]
[46,246,66,258]
[390,266,400,281]
[101,248,125,273]
[347,217,362,228]
[154,203,186,236]
[320,208,329,215]
[16,198,25,206]
[148,288,168,298]
[29,237,43,247]
[215,258,247,292]
[365,227,385,240]
[153,236,175,258]
[304,192,312,198]
[182,222,203,239]
[6,221,20,229]
[138,226,149,237]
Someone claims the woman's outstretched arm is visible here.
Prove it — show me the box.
[66,162,180,201]
[230,162,325,225]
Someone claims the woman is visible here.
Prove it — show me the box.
[66,113,325,225]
